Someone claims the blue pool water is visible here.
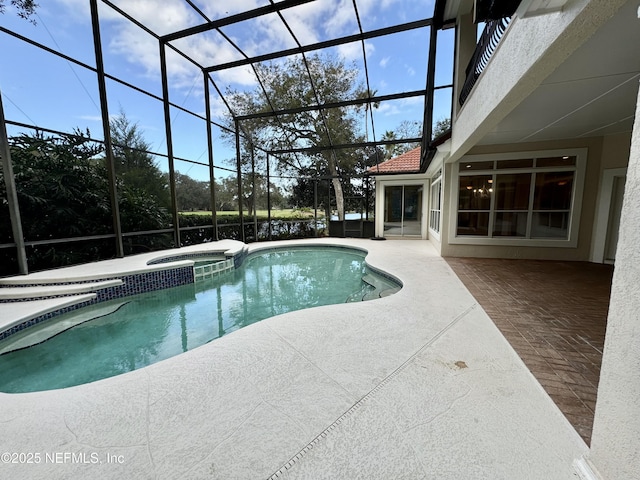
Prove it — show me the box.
[0,247,399,393]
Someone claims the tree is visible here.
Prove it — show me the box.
[380,120,422,160]
[0,128,173,271]
[109,111,171,210]
[1,130,111,241]
[223,53,368,220]
[0,0,37,23]
[433,117,451,139]
[0,130,114,271]
[175,172,210,211]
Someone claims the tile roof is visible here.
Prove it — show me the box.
[368,147,421,174]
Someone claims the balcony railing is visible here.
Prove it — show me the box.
[459,17,511,107]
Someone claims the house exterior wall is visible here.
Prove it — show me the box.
[585,80,640,480]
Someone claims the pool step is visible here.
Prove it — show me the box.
[360,274,401,301]
[194,259,235,281]
[0,279,123,302]
[0,301,128,355]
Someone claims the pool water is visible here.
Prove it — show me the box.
[0,247,399,393]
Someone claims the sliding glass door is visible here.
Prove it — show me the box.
[383,185,422,236]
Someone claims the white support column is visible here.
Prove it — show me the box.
[582,81,640,480]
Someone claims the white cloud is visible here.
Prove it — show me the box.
[78,115,103,122]
[324,0,357,38]
[51,0,424,105]
[337,40,374,62]
[200,0,261,20]
[376,96,423,116]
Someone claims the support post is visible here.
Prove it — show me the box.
[313,177,318,238]
[365,176,370,221]
[0,91,28,274]
[203,72,218,241]
[159,40,181,247]
[250,145,258,241]
[266,153,272,241]
[235,120,245,242]
[421,17,439,167]
[90,0,123,258]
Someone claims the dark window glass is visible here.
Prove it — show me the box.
[531,212,569,238]
[537,156,576,167]
[496,159,533,169]
[495,173,531,210]
[457,212,489,236]
[384,186,404,222]
[460,161,494,171]
[493,212,528,237]
[458,175,492,210]
[534,172,573,210]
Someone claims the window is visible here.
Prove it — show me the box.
[452,150,585,246]
[429,171,442,237]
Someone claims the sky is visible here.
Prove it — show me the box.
[0,0,454,181]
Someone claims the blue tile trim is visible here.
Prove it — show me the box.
[147,253,226,265]
[0,299,95,342]
[0,266,195,339]
[0,266,195,303]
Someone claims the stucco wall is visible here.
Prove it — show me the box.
[587,82,640,480]
[601,132,632,169]
[449,0,629,163]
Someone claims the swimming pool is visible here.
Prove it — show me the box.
[0,246,400,393]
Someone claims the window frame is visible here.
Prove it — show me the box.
[429,170,443,240]
[449,149,587,248]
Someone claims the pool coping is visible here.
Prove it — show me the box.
[0,240,246,339]
[0,238,588,479]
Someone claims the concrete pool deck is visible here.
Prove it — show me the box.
[0,238,587,479]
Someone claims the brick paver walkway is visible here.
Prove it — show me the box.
[445,257,613,444]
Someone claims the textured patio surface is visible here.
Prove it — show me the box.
[445,257,613,444]
[0,239,588,480]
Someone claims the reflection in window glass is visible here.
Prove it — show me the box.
[458,175,492,211]
[531,212,569,238]
[534,172,573,210]
[493,212,527,237]
[496,159,533,169]
[495,173,531,210]
[460,161,493,171]
[537,156,576,168]
[457,212,489,236]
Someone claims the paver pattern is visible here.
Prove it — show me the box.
[445,257,613,444]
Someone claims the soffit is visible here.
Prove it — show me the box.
[477,0,640,146]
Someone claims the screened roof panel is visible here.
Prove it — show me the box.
[216,13,300,58]
[169,32,247,69]
[188,0,273,21]
[363,28,431,96]
[1,0,451,170]
[354,0,436,31]
[105,0,204,37]
[277,0,360,46]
